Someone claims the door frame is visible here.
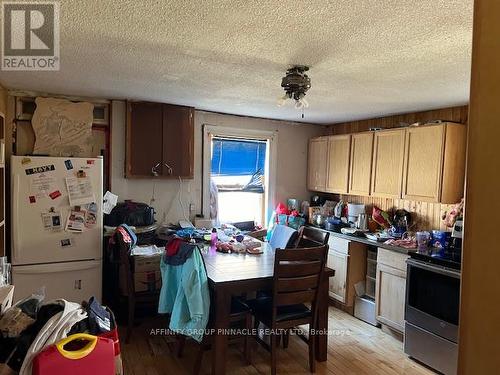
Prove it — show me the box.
[202,124,278,225]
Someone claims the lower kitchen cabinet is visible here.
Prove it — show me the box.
[327,250,348,303]
[327,237,367,310]
[375,248,409,333]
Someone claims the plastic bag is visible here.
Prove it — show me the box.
[13,287,46,319]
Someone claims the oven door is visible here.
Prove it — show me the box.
[405,259,461,342]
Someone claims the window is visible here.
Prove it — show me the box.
[203,126,277,227]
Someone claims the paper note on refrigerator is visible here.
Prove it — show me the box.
[31,173,56,196]
[41,211,62,232]
[65,176,95,206]
[65,209,86,232]
[103,191,118,214]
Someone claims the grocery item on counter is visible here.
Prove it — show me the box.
[372,206,391,229]
[416,231,431,250]
[442,199,464,228]
[384,233,417,249]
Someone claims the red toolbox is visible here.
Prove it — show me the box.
[33,333,115,375]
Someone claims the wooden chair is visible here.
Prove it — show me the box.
[192,298,252,375]
[114,233,160,343]
[296,226,330,248]
[248,245,328,374]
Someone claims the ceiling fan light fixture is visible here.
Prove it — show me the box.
[279,65,311,110]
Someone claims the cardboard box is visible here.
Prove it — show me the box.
[119,254,162,295]
[133,253,161,273]
[134,270,162,293]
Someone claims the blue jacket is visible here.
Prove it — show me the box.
[158,248,210,342]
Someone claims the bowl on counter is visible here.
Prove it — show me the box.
[324,217,350,233]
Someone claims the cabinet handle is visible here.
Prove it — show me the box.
[164,163,173,175]
[152,162,161,176]
[152,162,173,176]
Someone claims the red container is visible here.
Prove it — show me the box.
[100,327,120,355]
[33,334,115,375]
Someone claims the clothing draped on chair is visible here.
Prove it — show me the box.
[158,245,210,343]
[268,224,298,250]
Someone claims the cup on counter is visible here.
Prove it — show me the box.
[416,231,431,250]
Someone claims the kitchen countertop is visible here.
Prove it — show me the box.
[310,225,417,255]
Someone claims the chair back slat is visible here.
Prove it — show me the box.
[272,245,328,311]
[275,247,326,261]
[277,274,319,292]
[297,226,330,248]
[277,261,322,278]
[276,289,317,306]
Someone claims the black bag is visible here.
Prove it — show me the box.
[104,200,155,227]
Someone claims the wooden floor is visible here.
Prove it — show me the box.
[120,306,435,375]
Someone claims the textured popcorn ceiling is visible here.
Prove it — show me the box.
[0,0,473,124]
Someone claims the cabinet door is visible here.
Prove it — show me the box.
[162,104,194,178]
[326,135,351,193]
[349,132,374,195]
[327,250,348,303]
[126,102,164,177]
[402,125,445,202]
[371,129,406,198]
[307,138,328,191]
[375,263,407,332]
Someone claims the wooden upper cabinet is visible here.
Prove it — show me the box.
[371,129,406,199]
[126,101,163,177]
[306,123,465,202]
[126,101,194,179]
[307,137,328,191]
[402,124,444,202]
[348,132,374,195]
[162,104,194,178]
[402,123,466,203]
[326,135,351,193]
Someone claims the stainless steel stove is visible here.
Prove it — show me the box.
[404,248,461,375]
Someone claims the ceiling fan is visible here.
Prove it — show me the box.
[278,65,311,110]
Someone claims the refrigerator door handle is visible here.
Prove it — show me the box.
[12,174,20,264]
[13,260,101,274]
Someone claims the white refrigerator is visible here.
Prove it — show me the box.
[11,155,103,303]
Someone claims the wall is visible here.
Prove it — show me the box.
[0,84,6,257]
[327,106,468,135]
[458,0,500,372]
[324,105,468,231]
[111,101,325,224]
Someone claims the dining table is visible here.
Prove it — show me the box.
[201,240,335,375]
